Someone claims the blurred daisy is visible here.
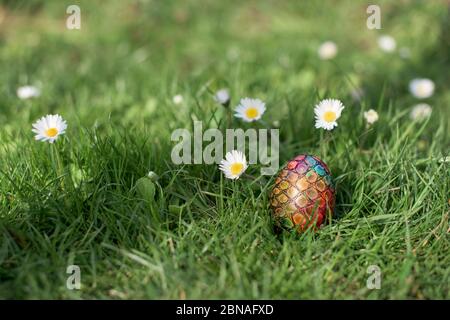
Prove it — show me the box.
[364,109,379,125]
[234,98,266,122]
[378,35,396,52]
[410,103,432,121]
[278,54,291,68]
[147,171,159,181]
[173,94,184,105]
[399,47,411,59]
[409,78,435,99]
[314,99,345,130]
[32,114,67,143]
[227,47,240,61]
[219,150,248,180]
[318,41,338,60]
[17,85,40,100]
[215,88,230,105]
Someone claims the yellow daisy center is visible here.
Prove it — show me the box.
[230,163,244,175]
[323,111,337,123]
[245,107,259,119]
[45,127,59,137]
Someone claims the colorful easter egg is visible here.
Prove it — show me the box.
[270,154,335,233]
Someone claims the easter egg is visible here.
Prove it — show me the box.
[270,154,335,232]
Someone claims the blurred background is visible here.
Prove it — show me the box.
[0,0,449,130]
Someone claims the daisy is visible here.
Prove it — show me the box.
[17,85,40,100]
[172,94,183,105]
[318,41,338,60]
[215,88,230,105]
[314,99,345,130]
[234,98,266,122]
[32,114,67,143]
[219,150,248,180]
[409,78,435,99]
[364,109,379,125]
[378,35,396,52]
[410,103,432,121]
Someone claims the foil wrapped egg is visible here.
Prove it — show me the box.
[270,154,335,232]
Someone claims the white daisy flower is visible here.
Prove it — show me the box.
[215,89,230,105]
[409,78,435,99]
[314,99,345,131]
[219,150,248,180]
[410,103,432,121]
[364,109,379,125]
[32,114,67,143]
[172,94,184,105]
[378,35,396,52]
[17,85,40,100]
[234,98,266,122]
[318,41,338,60]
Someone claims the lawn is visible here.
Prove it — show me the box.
[0,0,449,299]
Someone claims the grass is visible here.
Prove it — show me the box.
[0,0,449,299]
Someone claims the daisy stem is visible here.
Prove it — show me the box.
[226,107,232,129]
[359,124,370,149]
[232,179,237,198]
[326,131,331,158]
[319,130,325,157]
[320,130,333,159]
[51,143,65,190]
